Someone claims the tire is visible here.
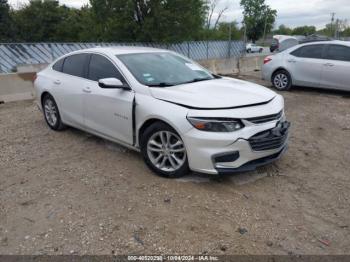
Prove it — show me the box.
[140,122,189,178]
[272,70,292,91]
[247,49,251,53]
[42,94,66,131]
[259,48,263,53]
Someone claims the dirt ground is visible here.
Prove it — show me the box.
[0,73,349,255]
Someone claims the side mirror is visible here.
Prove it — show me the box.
[98,78,131,90]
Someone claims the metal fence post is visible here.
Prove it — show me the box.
[206,41,209,60]
[187,42,190,58]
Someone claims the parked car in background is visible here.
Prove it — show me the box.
[270,35,299,53]
[270,34,331,53]
[262,41,350,92]
[270,38,279,53]
[246,43,264,53]
[34,47,290,178]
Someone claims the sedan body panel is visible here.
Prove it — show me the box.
[150,78,276,109]
[34,47,289,176]
[320,60,350,91]
[262,41,350,92]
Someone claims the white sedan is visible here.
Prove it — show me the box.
[34,47,290,178]
[246,43,264,53]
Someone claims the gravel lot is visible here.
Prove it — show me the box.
[0,75,349,255]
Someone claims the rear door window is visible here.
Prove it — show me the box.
[325,45,350,62]
[62,54,89,78]
[87,54,125,82]
[291,45,324,59]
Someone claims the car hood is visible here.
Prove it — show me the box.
[150,78,276,109]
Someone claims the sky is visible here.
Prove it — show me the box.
[8,0,350,29]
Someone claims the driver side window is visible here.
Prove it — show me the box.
[88,54,125,83]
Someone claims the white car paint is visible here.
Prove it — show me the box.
[34,47,289,176]
[262,40,350,91]
[246,43,264,53]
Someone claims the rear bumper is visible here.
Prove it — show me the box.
[261,65,273,81]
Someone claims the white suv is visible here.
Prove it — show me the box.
[34,47,290,178]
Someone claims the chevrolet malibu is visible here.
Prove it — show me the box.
[34,47,290,178]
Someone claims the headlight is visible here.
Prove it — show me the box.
[187,117,244,132]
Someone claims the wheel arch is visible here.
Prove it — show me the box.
[271,67,293,85]
[41,91,52,107]
[137,118,181,147]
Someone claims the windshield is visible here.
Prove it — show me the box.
[117,52,214,87]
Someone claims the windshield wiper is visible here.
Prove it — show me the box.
[148,82,174,87]
[182,77,214,84]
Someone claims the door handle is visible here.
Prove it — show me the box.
[287,59,296,63]
[82,87,92,93]
[324,63,334,67]
[54,80,61,85]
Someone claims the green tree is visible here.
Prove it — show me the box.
[13,0,64,41]
[342,27,350,37]
[55,5,97,42]
[292,25,316,36]
[273,24,292,35]
[240,0,277,42]
[0,0,14,41]
[90,0,207,43]
[204,21,242,40]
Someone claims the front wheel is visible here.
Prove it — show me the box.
[272,70,292,91]
[140,122,189,178]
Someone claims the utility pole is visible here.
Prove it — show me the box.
[262,8,268,46]
[228,20,232,58]
[330,12,336,38]
[335,19,339,39]
[243,20,247,43]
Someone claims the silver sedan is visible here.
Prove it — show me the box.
[262,41,350,92]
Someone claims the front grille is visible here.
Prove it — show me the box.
[249,128,288,151]
[245,111,283,124]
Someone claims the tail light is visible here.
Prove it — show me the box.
[32,73,37,83]
[264,57,272,64]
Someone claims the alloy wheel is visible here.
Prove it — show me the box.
[44,98,58,127]
[147,131,186,172]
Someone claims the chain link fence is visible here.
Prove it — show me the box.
[0,41,245,74]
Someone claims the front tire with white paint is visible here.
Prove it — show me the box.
[272,70,292,91]
[141,122,189,178]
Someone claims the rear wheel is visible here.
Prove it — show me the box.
[272,70,292,91]
[140,122,189,178]
[42,94,66,131]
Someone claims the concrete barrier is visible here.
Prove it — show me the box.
[198,55,265,75]
[0,73,36,103]
[0,55,267,103]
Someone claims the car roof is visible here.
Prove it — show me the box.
[299,40,350,47]
[70,46,169,56]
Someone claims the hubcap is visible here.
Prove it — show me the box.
[147,131,186,172]
[44,99,57,126]
[274,73,288,89]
